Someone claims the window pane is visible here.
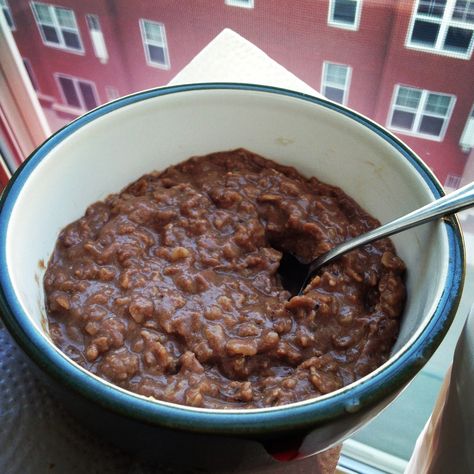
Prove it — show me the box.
[55,7,75,29]
[34,3,54,24]
[58,76,80,108]
[444,26,473,53]
[395,87,421,109]
[425,94,450,114]
[452,0,474,23]
[391,110,416,129]
[324,86,345,103]
[79,82,98,110]
[42,25,59,44]
[148,44,166,64]
[419,115,444,135]
[144,21,164,44]
[417,0,446,17]
[62,30,81,50]
[326,64,347,86]
[333,0,357,24]
[411,19,440,46]
[86,14,100,31]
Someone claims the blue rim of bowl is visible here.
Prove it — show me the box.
[0,83,465,436]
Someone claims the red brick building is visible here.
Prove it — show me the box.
[4,0,474,184]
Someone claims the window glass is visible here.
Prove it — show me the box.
[141,19,169,68]
[58,76,81,108]
[33,3,53,24]
[333,0,357,24]
[417,0,446,17]
[322,62,350,104]
[408,0,474,57]
[329,0,361,28]
[32,2,83,52]
[1,3,473,469]
[56,7,75,29]
[389,86,454,139]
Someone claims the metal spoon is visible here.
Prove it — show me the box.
[278,181,474,296]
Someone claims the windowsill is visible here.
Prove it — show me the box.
[386,126,445,142]
[405,43,472,61]
[327,22,359,31]
[51,102,84,117]
[146,61,171,70]
[38,41,85,56]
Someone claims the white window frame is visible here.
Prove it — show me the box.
[105,85,120,102]
[54,73,99,111]
[444,173,462,189]
[225,0,254,8]
[1,0,15,31]
[321,61,352,105]
[406,0,474,60]
[30,1,84,54]
[139,19,170,70]
[387,84,456,142]
[86,13,108,63]
[328,0,362,30]
[460,103,474,151]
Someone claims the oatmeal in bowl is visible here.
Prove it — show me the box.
[45,149,405,409]
[0,85,463,469]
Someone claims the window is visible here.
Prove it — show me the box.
[22,58,39,91]
[86,14,108,63]
[407,0,474,59]
[321,62,351,105]
[56,74,98,110]
[1,0,14,30]
[140,19,170,69]
[328,0,362,29]
[445,173,462,188]
[388,85,455,140]
[225,0,255,8]
[31,2,83,53]
[105,85,120,101]
[460,105,474,151]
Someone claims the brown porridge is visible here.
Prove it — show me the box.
[44,149,405,409]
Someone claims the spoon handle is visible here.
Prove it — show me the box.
[310,180,474,272]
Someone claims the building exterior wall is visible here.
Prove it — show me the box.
[6,0,473,184]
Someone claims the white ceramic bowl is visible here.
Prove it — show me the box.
[0,84,464,470]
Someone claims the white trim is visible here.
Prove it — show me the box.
[321,61,352,106]
[30,1,84,55]
[225,0,254,8]
[405,0,474,60]
[139,18,170,70]
[0,10,50,161]
[460,103,474,151]
[341,439,407,474]
[386,84,456,142]
[54,72,100,111]
[328,0,362,31]
[85,13,108,63]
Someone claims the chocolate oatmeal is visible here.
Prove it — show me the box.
[44,149,405,408]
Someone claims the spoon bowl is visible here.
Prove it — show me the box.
[279,181,474,295]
